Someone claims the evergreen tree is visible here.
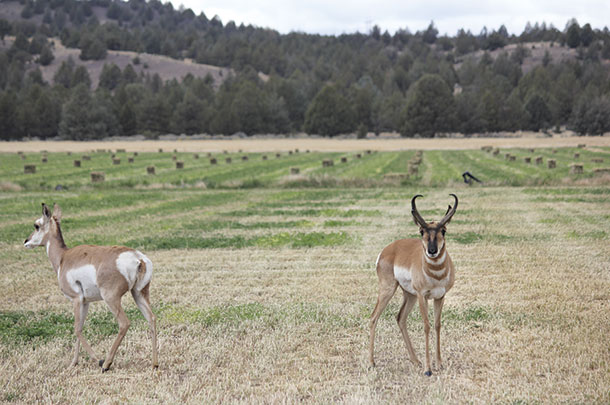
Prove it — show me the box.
[303,84,355,136]
[524,94,551,131]
[401,74,456,137]
[99,63,122,90]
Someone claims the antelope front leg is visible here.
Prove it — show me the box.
[71,299,98,366]
[417,293,432,376]
[433,297,445,370]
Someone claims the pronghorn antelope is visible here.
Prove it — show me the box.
[24,203,158,372]
[369,194,458,376]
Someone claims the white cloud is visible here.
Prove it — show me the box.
[179,0,610,36]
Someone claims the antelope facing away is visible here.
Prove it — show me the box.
[369,194,458,376]
[24,203,158,372]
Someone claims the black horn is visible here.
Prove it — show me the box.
[411,194,427,227]
[438,194,458,227]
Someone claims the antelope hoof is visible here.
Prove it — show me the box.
[98,359,104,368]
[424,370,432,377]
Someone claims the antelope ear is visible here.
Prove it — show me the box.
[52,203,62,224]
[42,203,51,219]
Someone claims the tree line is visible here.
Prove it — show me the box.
[1,0,610,139]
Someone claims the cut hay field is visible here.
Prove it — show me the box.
[1,145,610,190]
[0,144,609,403]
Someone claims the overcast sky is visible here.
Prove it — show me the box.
[179,0,609,37]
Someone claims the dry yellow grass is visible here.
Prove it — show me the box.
[1,135,609,153]
[0,187,608,403]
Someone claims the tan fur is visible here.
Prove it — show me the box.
[24,203,158,372]
[369,195,457,376]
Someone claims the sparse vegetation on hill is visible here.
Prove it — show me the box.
[1,0,610,139]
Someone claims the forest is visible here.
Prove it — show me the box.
[1,0,610,140]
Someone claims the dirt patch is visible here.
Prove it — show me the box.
[1,135,609,153]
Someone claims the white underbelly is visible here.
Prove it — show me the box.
[393,265,417,295]
[66,265,102,302]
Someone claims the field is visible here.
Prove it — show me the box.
[0,140,609,403]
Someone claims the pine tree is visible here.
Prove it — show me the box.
[303,84,355,136]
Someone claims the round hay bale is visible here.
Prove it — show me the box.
[176,161,184,169]
[193,154,199,159]
[74,160,81,167]
[82,155,91,161]
[524,157,531,163]
[262,155,268,160]
[535,156,543,165]
[322,159,334,167]
[591,158,604,163]
[573,153,580,159]
[341,157,348,163]
[290,167,300,175]
[24,165,36,174]
[569,164,583,174]
[112,158,121,165]
[210,158,218,165]
[91,172,105,182]
[225,157,232,164]
[128,157,134,163]
[242,156,248,161]
[547,159,556,169]
[147,166,155,175]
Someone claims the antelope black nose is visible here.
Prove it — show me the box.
[428,246,437,255]
[24,239,28,244]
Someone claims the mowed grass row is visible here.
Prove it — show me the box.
[1,147,609,190]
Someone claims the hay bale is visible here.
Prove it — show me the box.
[569,164,583,174]
[208,152,212,157]
[552,149,557,154]
[128,157,134,163]
[193,154,199,159]
[74,160,81,167]
[524,157,531,163]
[67,151,72,156]
[492,148,500,156]
[225,157,232,164]
[509,155,516,161]
[147,166,155,175]
[547,159,556,169]
[262,155,267,160]
[577,144,586,148]
[591,158,604,163]
[356,153,362,159]
[210,158,218,165]
[242,156,248,161]
[41,157,48,163]
[82,155,91,161]
[91,172,105,182]
[341,157,348,163]
[366,150,372,154]
[24,165,36,174]
[481,146,493,152]
[276,153,281,158]
[116,149,126,153]
[288,151,293,155]
[173,149,178,153]
[112,158,120,165]
[573,153,580,159]
[535,156,543,165]
[529,148,535,153]
[322,159,334,167]
[176,161,184,169]
[295,149,299,153]
[172,155,177,161]
[384,173,408,181]
[505,153,512,160]
[223,150,228,154]
[158,148,163,153]
[306,150,310,153]
[133,152,139,156]
[111,153,116,158]
[593,167,610,175]
[290,167,300,175]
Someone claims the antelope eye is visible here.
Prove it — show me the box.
[34,224,39,230]
[419,229,424,236]
[441,229,446,236]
